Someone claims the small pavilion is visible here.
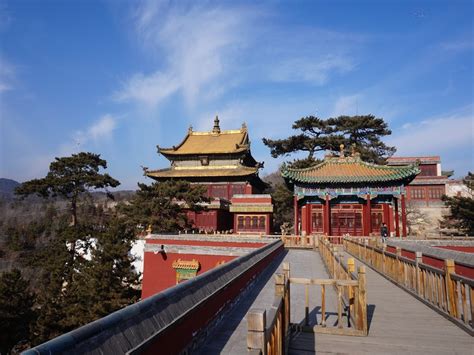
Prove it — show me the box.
[281,145,420,237]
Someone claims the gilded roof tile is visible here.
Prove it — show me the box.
[159,126,249,156]
[282,155,420,184]
[146,166,259,179]
[172,259,200,270]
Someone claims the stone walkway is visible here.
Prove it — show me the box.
[199,249,338,354]
[299,251,474,354]
[200,248,473,354]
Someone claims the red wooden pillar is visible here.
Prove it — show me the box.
[365,194,372,236]
[301,205,307,234]
[394,198,400,238]
[324,195,331,236]
[401,194,407,238]
[266,214,270,235]
[382,203,390,227]
[294,196,299,235]
[245,182,253,194]
[307,204,312,235]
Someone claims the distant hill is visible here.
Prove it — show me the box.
[0,178,20,199]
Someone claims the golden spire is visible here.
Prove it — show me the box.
[212,115,221,134]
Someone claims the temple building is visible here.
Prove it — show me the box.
[282,145,420,237]
[145,116,273,234]
[387,156,451,206]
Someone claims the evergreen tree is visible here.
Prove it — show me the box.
[61,217,140,328]
[15,152,120,227]
[327,115,396,163]
[0,269,36,354]
[120,180,207,233]
[442,172,474,235]
[270,181,294,232]
[263,114,395,168]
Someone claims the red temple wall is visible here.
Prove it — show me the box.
[140,244,283,355]
[142,238,268,298]
[233,213,272,234]
[142,251,237,299]
[303,202,398,237]
[200,182,257,200]
[385,245,473,278]
[146,239,266,248]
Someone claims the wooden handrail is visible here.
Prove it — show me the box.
[343,236,474,335]
[248,263,291,355]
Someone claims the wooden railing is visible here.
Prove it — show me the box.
[248,263,291,355]
[344,237,474,335]
[248,241,368,354]
[281,234,317,249]
[318,236,368,335]
[281,234,348,249]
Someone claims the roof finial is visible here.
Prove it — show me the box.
[188,125,193,134]
[212,115,221,134]
[339,143,345,158]
[351,143,356,156]
[241,122,247,131]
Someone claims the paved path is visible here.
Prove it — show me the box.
[199,249,339,354]
[200,248,473,354]
[312,250,474,354]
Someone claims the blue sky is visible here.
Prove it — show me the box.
[0,0,473,189]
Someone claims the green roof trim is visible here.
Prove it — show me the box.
[281,155,420,185]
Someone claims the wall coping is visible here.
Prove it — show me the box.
[387,240,474,266]
[24,240,283,354]
[146,233,278,243]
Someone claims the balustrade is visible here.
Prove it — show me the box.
[343,237,474,335]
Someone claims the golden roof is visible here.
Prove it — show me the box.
[146,166,259,179]
[282,154,420,184]
[172,259,200,270]
[159,117,249,156]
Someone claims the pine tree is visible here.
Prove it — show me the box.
[263,114,395,168]
[15,152,120,227]
[0,269,36,353]
[61,217,140,328]
[120,180,207,233]
[442,172,474,235]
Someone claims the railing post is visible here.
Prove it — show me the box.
[281,263,290,353]
[247,309,267,354]
[381,244,386,274]
[364,239,368,262]
[348,258,355,322]
[357,265,367,334]
[275,273,285,297]
[444,259,457,318]
[396,247,402,283]
[415,252,422,295]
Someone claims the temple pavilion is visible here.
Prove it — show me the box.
[145,116,273,234]
[282,145,420,237]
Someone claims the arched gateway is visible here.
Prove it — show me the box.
[282,146,420,237]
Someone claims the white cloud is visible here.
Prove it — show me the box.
[387,109,474,176]
[440,40,473,52]
[115,2,249,108]
[114,71,180,107]
[87,114,117,141]
[388,114,472,154]
[74,114,117,147]
[269,55,354,85]
[0,56,15,93]
[115,2,362,110]
[331,94,362,117]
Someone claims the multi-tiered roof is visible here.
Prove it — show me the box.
[146,117,265,188]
